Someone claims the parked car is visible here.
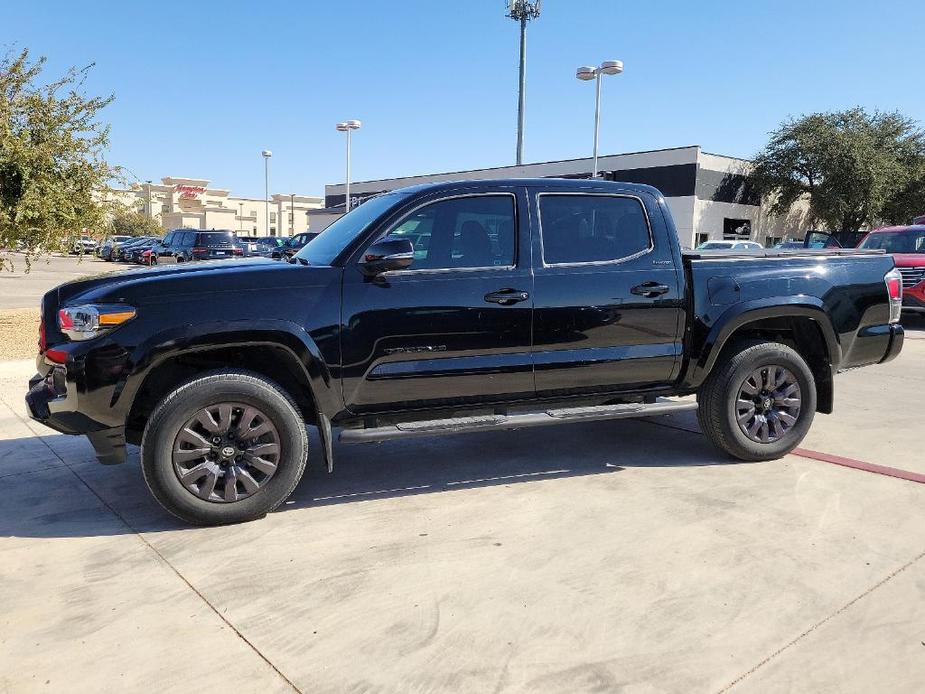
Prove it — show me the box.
[236,235,261,256]
[149,229,243,263]
[252,237,288,257]
[274,231,319,259]
[775,240,806,250]
[696,240,764,251]
[26,179,904,525]
[856,225,925,315]
[70,236,99,255]
[115,236,157,261]
[98,235,132,260]
[126,238,162,264]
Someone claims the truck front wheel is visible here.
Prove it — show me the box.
[697,341,816,461]
[141,370,308,525]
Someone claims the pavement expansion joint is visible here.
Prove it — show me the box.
[7,403,303,694]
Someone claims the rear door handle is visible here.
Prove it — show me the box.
[631,281,670,298]
[484,288,530,305]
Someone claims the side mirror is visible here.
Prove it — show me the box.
[359,237,414,276]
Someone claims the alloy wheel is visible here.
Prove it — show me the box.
[172,402,281,503]
[735,365,802,444]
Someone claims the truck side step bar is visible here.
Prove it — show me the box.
[338,398,698,444]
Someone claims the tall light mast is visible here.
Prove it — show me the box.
[506,1,541,166]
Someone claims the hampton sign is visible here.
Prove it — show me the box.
[174,185,207,199]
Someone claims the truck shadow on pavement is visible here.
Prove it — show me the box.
[1,414,756,539]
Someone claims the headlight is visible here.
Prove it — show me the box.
[57,304,136,341]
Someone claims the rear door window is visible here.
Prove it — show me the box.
[539,194,651,265]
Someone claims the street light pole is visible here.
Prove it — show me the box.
[516,15,526,166]
[336,120,361,211]
[576,60,623,178]
[261,150,272,236]
[506,1,541,166]
[290,192,295,233]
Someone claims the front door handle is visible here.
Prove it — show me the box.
[631,281,670,298]
[484,288,530,305]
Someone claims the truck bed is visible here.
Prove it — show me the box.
[682,248,886,260]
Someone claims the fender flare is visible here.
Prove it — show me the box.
[122,318,342,422]
[688,297,842,387]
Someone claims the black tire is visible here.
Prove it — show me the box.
[697,341,816,461]
[141,370,308,525]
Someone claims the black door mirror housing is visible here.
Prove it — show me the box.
[359,237,415,276]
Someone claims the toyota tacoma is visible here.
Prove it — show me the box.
[27,179,905,525]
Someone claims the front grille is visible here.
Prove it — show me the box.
[897,267,925,288]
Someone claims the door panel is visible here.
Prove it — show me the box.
[531,191,684,396]
[340,190,534,413]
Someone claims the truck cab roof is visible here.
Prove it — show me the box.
[389,178,664,198]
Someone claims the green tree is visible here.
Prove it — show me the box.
[753,108,925,232]
[110,207,162,237]
[0,49,116,269]
[880,162,925,225]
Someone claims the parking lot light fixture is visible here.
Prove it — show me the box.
[575,60,624,177]
[336,120,361,211]
[261,150,272,236]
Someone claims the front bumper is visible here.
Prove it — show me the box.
[26,361,127,465]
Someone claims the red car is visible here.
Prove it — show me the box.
[857,225,925,314]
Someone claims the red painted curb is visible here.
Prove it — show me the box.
[793,448,925,485]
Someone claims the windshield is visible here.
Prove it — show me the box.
[296,193,409,266]
[858,231,925,253]
[697,241,733,249]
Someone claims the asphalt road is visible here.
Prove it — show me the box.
[0,328,923,692]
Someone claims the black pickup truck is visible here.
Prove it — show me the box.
[27,179,904,525]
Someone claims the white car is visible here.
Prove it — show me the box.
[71,236,99,254]
[695,240,764,251]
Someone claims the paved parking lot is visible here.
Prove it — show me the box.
[0,253,126,310]
[0,327,923,693]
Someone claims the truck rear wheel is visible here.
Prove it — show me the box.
[697,341,816,461]
[141,370,308,525]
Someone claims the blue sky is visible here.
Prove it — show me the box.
[6,0,924,198]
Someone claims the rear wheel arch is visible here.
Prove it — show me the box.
[698,306,838,414]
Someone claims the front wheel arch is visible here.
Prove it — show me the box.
[126,343,320,444]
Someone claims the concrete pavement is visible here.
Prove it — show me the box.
[0,329,923,693]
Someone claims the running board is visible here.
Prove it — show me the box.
[338,398,697,444]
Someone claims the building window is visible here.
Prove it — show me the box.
[250,209,257,217]
[723,218,752,239]
[270,212,277,223]
[270,227,276,235]
[765,236,783,248]
[161,204,169,214]
[694,233,709,248]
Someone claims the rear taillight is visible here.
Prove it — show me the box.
[885,268,903,324]
[191,247,207,254]
[233,247,243,255]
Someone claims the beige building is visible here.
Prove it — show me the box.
[113,177,323,237]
